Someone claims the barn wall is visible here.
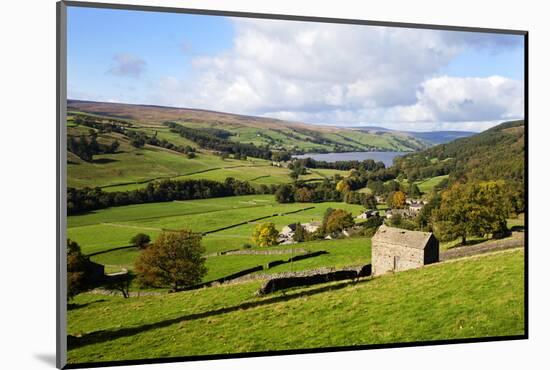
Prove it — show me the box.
[424,237,440,265]
[372,242,425,275]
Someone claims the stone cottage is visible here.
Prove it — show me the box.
[371,225,439,276]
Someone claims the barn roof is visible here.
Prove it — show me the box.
[372,225,434,250]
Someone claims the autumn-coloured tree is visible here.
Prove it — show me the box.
[325,209,355,234]
[295,187,314,202]
[135,230,207,291]
[336,179,351,193]
[252,222,279,247]
[390,191,407,209]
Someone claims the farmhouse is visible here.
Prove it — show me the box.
[303,221,321,233]
[385,208,414,219]
[371,225,439,276]
[357,210,379,219]
[409,203,424,214]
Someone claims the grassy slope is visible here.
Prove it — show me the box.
[67,120,350,190]
[68,249,524,364]
[415,175,449,193]
[67,124,293,190]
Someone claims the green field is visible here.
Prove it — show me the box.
[68,195,365,254]
[67,249,524,364]
[69,194,367,284]
[415,175,449,193]
[385,174,449,197]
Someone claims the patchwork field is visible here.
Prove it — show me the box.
[68,194,368,284]
[67,249,525,364]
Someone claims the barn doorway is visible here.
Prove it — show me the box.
[393,256,400,271]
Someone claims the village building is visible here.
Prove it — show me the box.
[385,208,414,219]
[357,210,380,219]
[371,225,439,276]
[303,221,321,233]
[409,203,424,214]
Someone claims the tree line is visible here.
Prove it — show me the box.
[291,157,386,171]
[68,130,119,162]
[164,121,279,160]
[67,177,257,215]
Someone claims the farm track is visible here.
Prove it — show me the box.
[440,234,524,261]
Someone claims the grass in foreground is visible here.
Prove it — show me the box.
[67,249,524,364]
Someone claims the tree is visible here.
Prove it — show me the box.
[130,136,145,148]
[390,191,406,209]
[295,187,314,202]
[130,233,151,249]
[361,193,377,209]
[110,140,120,153]
[289,162,306,181]
[67,239,87,301]
[135,230,207,291]
[336,179,351,193]
[432,181,510,244]
[275,184,295,203]
[293,223,306,242]
[416,192,442,231]
[408,183,421,198]
[325,209,355,234]
[252,222,279,247]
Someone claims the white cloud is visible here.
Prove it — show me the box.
[148,19,523,131]
[107,53,146,78]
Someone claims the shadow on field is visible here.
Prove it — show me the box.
[92,158,118,164]
[446,238,489,250]
[68,299,107,311]
[68,279,369,349]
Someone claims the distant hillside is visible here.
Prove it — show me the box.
[395,120,525,185]
[68,100,429,153]
[407,131,476,145]
[353,126,476,145]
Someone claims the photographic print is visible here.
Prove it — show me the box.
[60,2,527,367]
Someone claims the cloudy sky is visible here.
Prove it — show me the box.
[67,7,525,132]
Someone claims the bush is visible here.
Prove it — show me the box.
[67,239,87,301]
[130,233,151,249]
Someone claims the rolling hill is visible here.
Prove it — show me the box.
[395,120,525,184]
[68,100,430,153]
[353,126,476,145]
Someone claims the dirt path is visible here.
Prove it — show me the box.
[440,233,524,261]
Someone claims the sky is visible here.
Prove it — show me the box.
[67,6,525,132]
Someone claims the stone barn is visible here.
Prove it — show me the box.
[371,225,439,276]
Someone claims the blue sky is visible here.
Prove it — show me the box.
[67,6,524,132]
